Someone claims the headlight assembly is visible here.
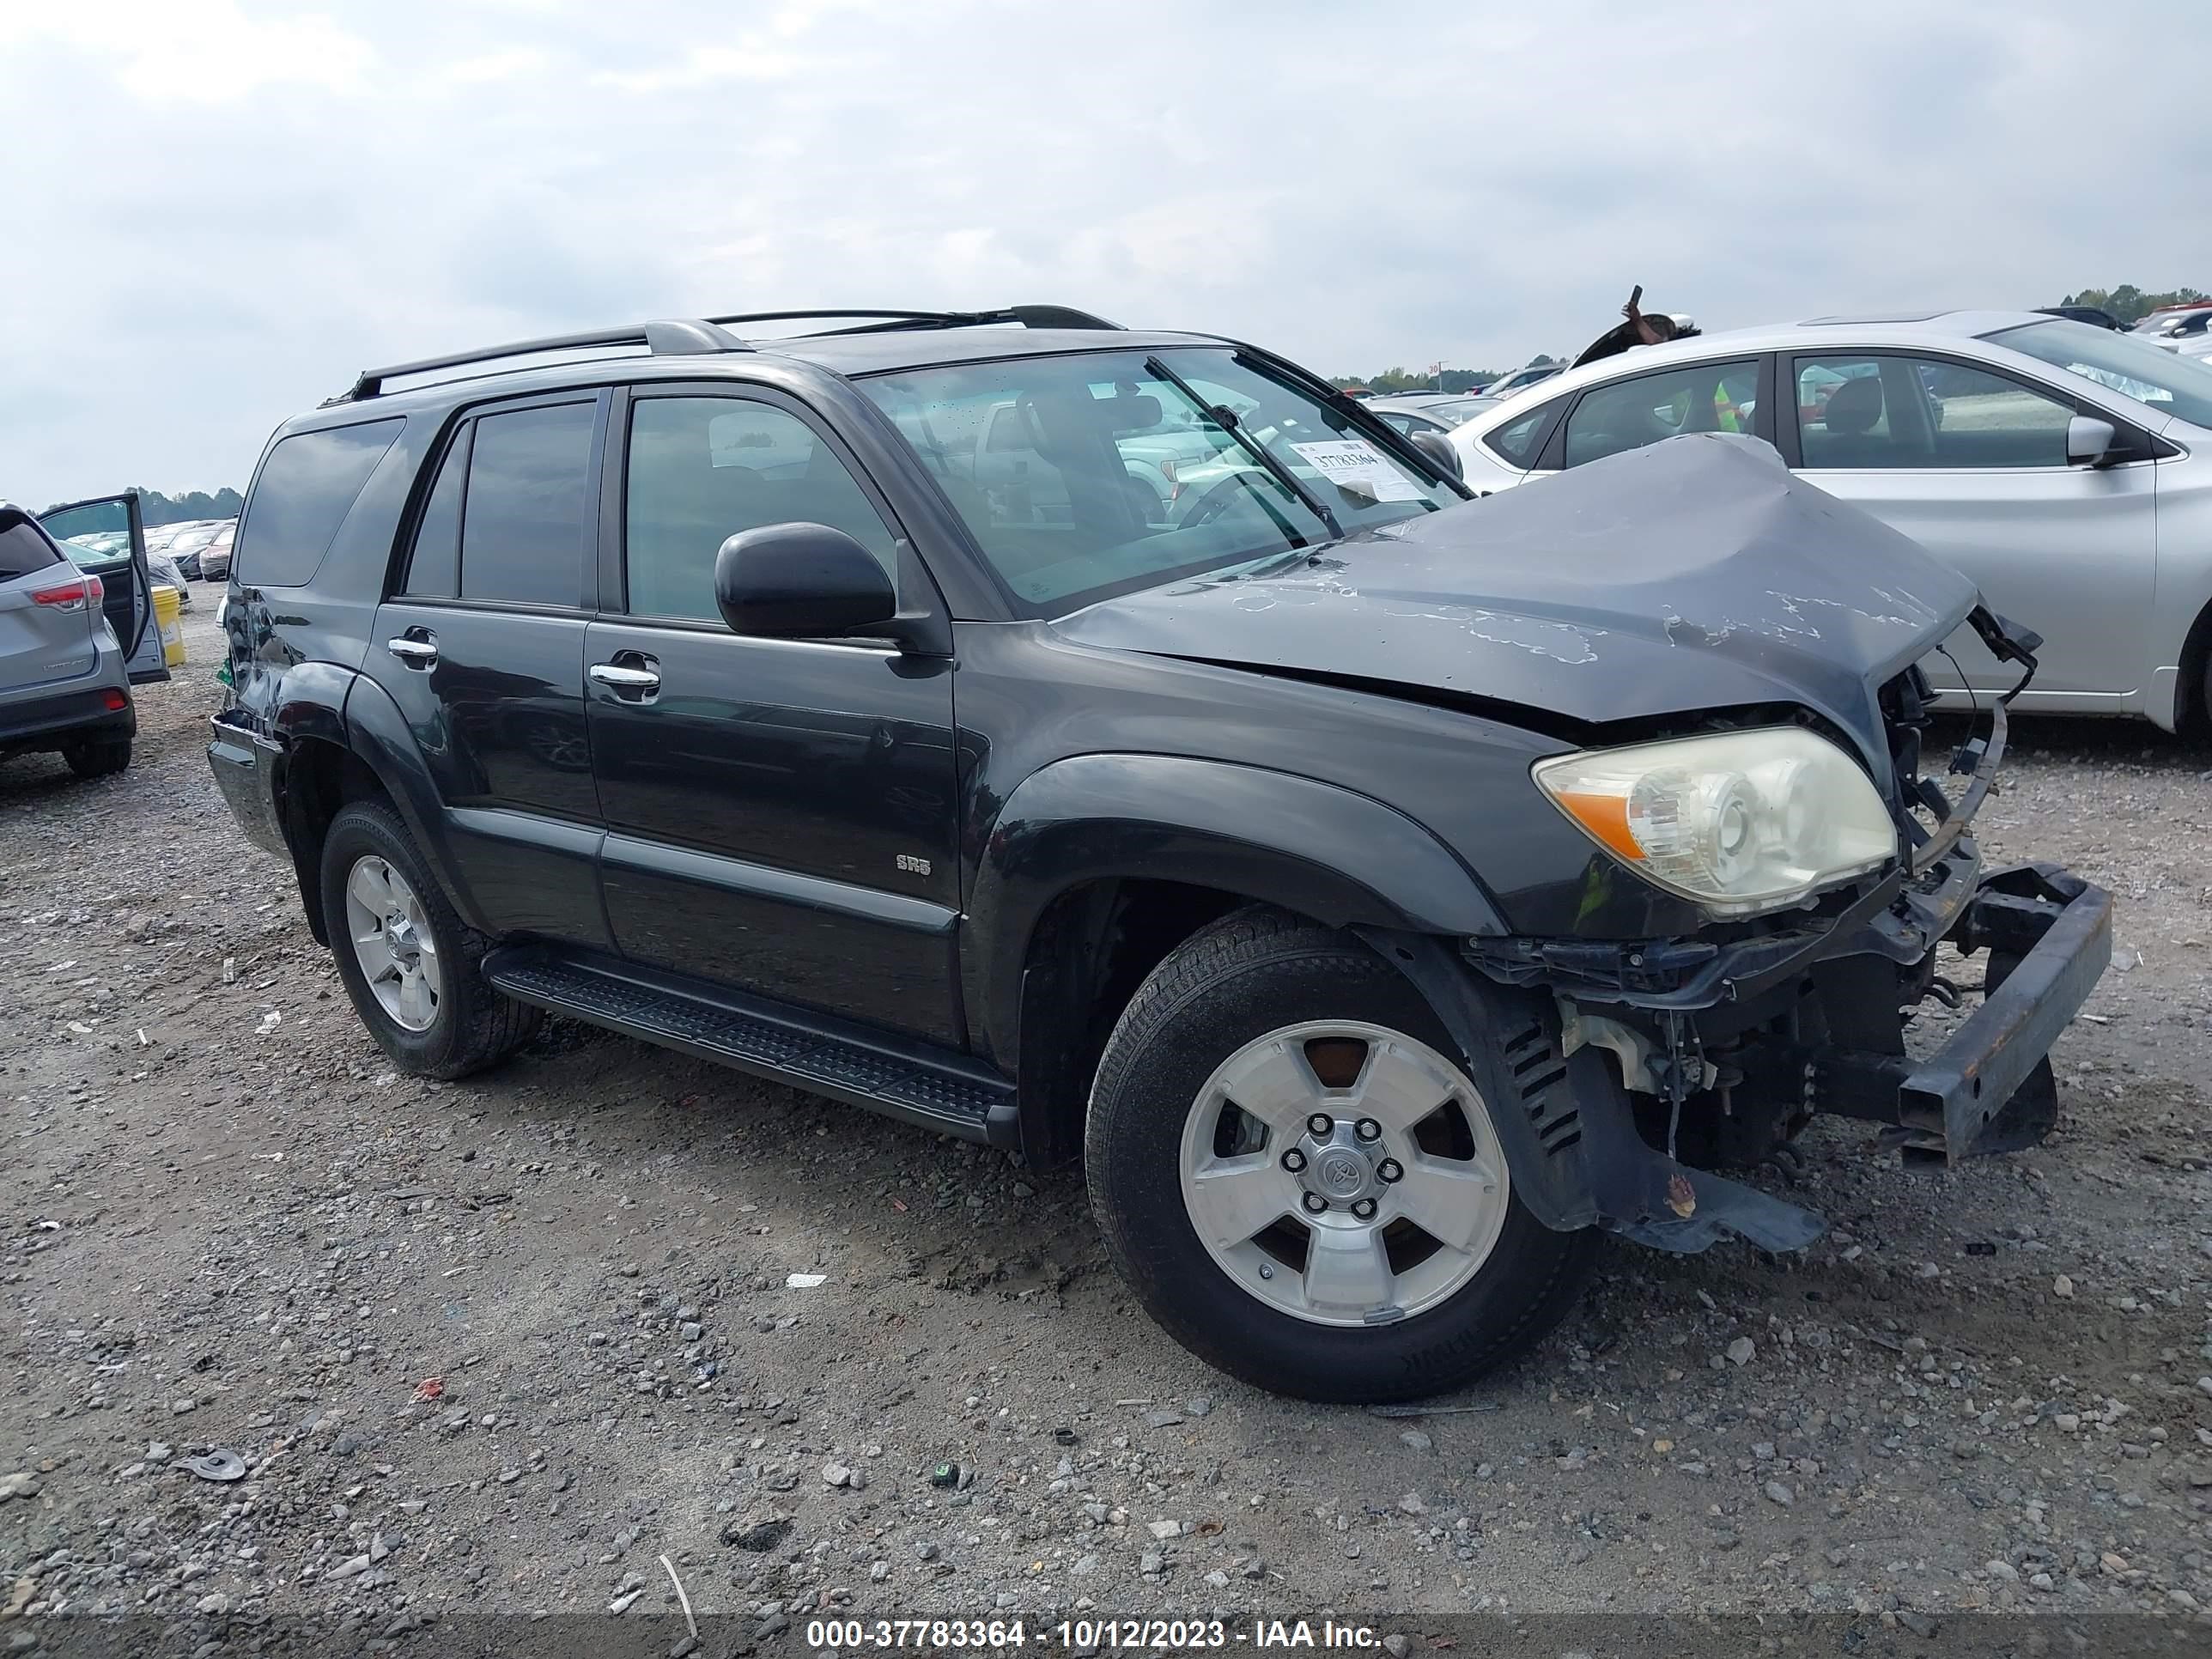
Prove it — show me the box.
[1533,727,1895,918]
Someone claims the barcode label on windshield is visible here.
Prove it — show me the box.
[1289,439,1425,502]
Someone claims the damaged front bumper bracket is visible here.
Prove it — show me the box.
[1818,862,2112,1160]
[1374,857,2111,1258]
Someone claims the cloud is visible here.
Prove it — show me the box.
[440,47,550,88]
[4,0,2206,505]
[0,0,376,102]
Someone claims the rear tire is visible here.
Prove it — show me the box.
[319,799,542,1079]
[1085,906,1596,1403]
[64,738,131,778]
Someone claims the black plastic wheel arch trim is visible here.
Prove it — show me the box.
[1366,929,1826,1255]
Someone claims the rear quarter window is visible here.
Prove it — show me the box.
[234,419,404,587]
[1483,393,1568,469]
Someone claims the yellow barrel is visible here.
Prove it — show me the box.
[153,584,187,668]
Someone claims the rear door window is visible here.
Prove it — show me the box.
[459,401,597,607]
[0,513,64,582]
[235,419,404,586]
[403,426,470,599]
[1561,361,1760,469]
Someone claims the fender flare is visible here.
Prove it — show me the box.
[267,660,354,752]
[261,663,366,944]
[965,753,1506,1065]
[336,672,495,935]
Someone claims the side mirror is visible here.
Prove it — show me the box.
[1409,428,1463,482]
[714,523,896,640]
[2065,416,2119,468]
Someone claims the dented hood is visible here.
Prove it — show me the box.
[1054,433,1979,771]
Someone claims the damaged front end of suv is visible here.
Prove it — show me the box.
[1068,431,2112,1265]
[1380,479,2110,1257]
[1423,633,2110,1256]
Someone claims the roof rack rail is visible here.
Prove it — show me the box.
[338,318,750,403]
[703,305,1125,337]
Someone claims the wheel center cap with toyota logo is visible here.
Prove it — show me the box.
[1316,1151,1368,1197]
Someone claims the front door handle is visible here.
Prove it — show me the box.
[589,658,661,698]
[386,633,439,668]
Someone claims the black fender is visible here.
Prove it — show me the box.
[966,753,1507,1067]
[268,660,355,751]
[257,665,489,943]
[338,672,498,936]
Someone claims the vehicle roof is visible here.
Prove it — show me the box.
[282,324,1237,436]
[1364,392,1465,410]
[770,325,1213,374]
[1462,308,2066,426]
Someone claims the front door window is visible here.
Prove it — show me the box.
[1794,355,2076,469]
[623,396,900,621]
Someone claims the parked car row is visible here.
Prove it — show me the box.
[143,517,237,580]
[2130,301,2212,362]
[200,302,2109,1402]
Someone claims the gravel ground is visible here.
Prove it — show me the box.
[5,607,2211,1645]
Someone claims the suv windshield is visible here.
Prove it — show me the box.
[1989,320,2212,428]
[859,348,1455,616]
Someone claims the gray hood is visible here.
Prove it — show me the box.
[1054,433,1979,773]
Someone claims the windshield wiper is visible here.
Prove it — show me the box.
[1143,355,1344,540]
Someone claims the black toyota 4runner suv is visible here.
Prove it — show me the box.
[210,306,2110,1402]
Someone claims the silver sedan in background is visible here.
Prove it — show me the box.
[1363,392,1498,439]
[1450,310,2212,730]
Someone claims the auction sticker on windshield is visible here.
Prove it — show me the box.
[1289,439,1425,501]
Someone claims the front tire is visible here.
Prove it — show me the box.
[319,800,542,1079]
[1086,907,1596,1403]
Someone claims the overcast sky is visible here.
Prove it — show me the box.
[6,0,2205,505]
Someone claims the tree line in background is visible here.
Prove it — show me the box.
[135,486,243,526]
[1330,359,1558,396]
[2058,285,2207,324]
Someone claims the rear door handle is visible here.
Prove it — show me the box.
[386,633,438,667]
[589,659,660,697]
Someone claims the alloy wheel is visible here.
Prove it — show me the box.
[343,854,443,1032]
[1176,1019,1510,1327]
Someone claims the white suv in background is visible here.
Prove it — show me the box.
[1449,310,2212,731]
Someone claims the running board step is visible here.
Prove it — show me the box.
[483,948,1018,1147]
